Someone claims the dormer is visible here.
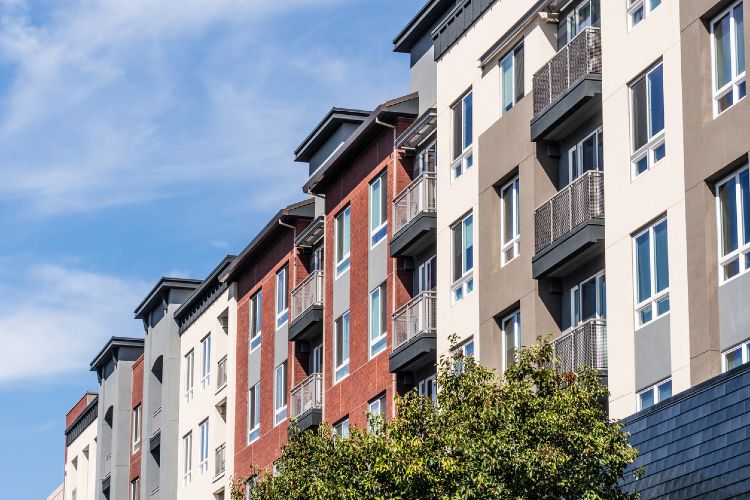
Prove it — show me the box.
[294,108,369,177]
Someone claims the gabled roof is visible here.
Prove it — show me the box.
[133,277,202,320]
[89,336,144,372]
[294,108,370,163]
[393,0,455,53]
[174,255,236,333]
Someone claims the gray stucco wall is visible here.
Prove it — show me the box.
[275,321,289,367]
[634,314,672,391]
[308,123,360,175]
[719,272,750,352]
[410,32,437,114]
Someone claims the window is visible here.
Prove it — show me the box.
[369,284,387,358]
[199,419,209,474]
[274,362,288,425]
[628,0,661,29]
[569,128,604,181]
[276,266,289,328]
[334,312,350,382]
[183,432,193,486]
[131,405,142,453]
[418,255,437,293]
[638,379,672,410]
[249,291,262,352]
[418,374,437,404]
[453,338,475,373]
[201,335,211,389]
[712,1,746,115]
[500,177,520,265]
[129,479,139,500]
[311,244,324,272]
[245,476,259,499]
[311,342,322,374]
[247,383,260,443]
[717,166,750,283]
[335,206,351,276]
[333,417,350,438]
[500,43,524,113]
[451,91,473,180]
[634,218,670,327]
[723,340,750,371]
[370,173,388,246]
[564,0,598,41]
[502,311,521,372]
[184,350,194,402]
[368,394,387,432]
[571,271,606,326]
[631,62,665,177]
[451,213,474,303]
[415,141,436,177]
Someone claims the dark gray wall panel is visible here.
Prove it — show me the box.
[634,315,671,391]
[719,272,750,352]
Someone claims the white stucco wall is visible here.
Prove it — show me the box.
[64,419,98,500]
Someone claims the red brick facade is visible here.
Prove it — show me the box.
[65,392,97,429]
[130,354,144,488]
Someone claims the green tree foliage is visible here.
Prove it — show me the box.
[241,337,638,499]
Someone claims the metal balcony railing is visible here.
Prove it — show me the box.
[393,172,437,235]
[392,291,437,351]
[534,170,604,253]
[553,319,607,373]
[532,27,602,118]
[151,407,162,437]
[290,373,323,420]
[215,443,226,478]
[290,270,323,323]
[217,355,228,390]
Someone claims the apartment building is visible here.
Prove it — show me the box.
[64,392,98,500]
[129,355,144,500]
[174,256,237,500]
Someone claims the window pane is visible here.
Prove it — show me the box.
[371,180,380,230]
[632,77,648,150]
[719,177,739,256]
[514,45,524,103]
[639,389,654,410]
[656,295,670,315]
[581,278,598,321]
[648,65,664,137]
[453,102,462,159]
[503,318,516,368]
[582,134,596,172]
[573,287,581,325]
[578,1,592,29]
[336,214,343,261]
[658,380,672,401]
[726,348,743,370]
[343,314,350,361]
[343,209,350,256]
[453,224,462,281]
[370,289,380,342]
[463,93,473,150]
[639,304,652,325]
[715,13,732,89]
[599,275,607,319]
[654,143,666,162]
[335,318,343,366]
[650,0,661,9]
[597,130,604,170]
[463,215,474,272]
[502,185,513,244]
[654,221,669,293]
[741,169,750,245]
[636,155,648,175]
[737,4,746,76]
[635,232,652,302]
[501,55,513,112]
[724,258,740,280]
[632,6,644,26]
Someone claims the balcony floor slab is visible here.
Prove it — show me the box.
[531,75,602,142]
[389,332,437,373]
[289,305,323,342]
[390,212,437,258]
[532,219,604,279]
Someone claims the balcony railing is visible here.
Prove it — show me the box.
[151,407,162,437]
[392,291,437,351]
[532,27,602,118]
[217,355,228,391]
[553,319,607,373]
[214,443,226,478]
[290,373,323,420]
[393,172,437,235]
[534,170,604,253]
[291,270,323,323]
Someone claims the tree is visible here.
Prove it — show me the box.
[241,337,638,499]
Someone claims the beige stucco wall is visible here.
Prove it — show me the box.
[64,419,97,500]
[47,483,64,500]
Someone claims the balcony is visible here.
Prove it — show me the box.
[532,171,604,279]
[531,27,602,142]
[289,270,324,342]
[390,172,437,258]
[214,443,226,480]
[216,355,228,393]
[289,373,323,433]
[389,291,437,374]
[553,319,607,374]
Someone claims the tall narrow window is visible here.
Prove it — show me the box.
[335,206,351,276]
[370,173,388,246]
[184,350,194,402]
[627,0,661,29]
[717,166,750,282]
[500,177,520,265]
[712,1,746,115]
[311,343,323,374]
[369,284,387,358]
[564,0,597,41]
[453,338,475,373]
[502,311,521,372]
[569,128,604,181]
[634,218,670,327]
[451,213,474,303]
[276,266,288,328]
[131,405,142,453]
[311,244,324,272]
[415,141,436,177]
[637,379,671,410]
[199,419,209,474]
[274,362,288,425]
[201,335,211,389]
[500,43,524,113]
[571,271,606,326]
[367,393,387,432]
[183,432,193,486]
[335,312,350,382]
[247,383,260,443]
[451,90,473,179]
[249,291,262,351]
[631,62,665,177]
[418,255,437,293]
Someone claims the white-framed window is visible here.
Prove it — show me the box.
[453,338,475,373]
[723,340,750,371]
[633,218,670,327]
[199,419,209,474]
[569,127,604,182]
[184,349,194,403]
[334,312,350,383]
[564,0,597,39]
[274,362,288,425]
[367,393,387,432]
[201,334,211,389]
[333,417,350,438]
[500,42,524,114]
[129,478,139,500]
[711,1,746,115]
[418,255,437,293]
[369,283,387,358]
[630,62,665,178]
[501,311,521,372]
[627,0,661,30]
[131,404,142,453]
[311,342,323,374]
[276,266,289,328]
[247,382,260,443]
[414,140,436,177]
[335,206,351,276]
[418,373,437,404]
[451,212,474,303]
[245,476,259,499]
[500,176,520,265]
[571,271,606,326]
[249,291,262,352]
[182,431,193,486]
[370,173,388,247]
[451,90,473,180]
[717,166,750,283]
[637,378,671,410]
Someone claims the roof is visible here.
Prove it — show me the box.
[89,336,144,372]
[174,255,236,332]
[64,393,98,441]
[396,107,437,149]
[393,0,455,53]
[302,93,419,194]
[220,199,316,283]
[133,277,202,320]
[294,108,370,163]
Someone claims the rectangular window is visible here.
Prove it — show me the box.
[334,312,350,382]
[131,405,142,453]
[129,479,139,500]
[311,244,324,272]
[453,338,475,373]
[451,213,474,303]
[367,393,387,432]
[638,379,672,410]
[276,266,289,328]
[418,373,438,404]
[370,173,388,246]
[247,383,260,443]
[502,311,521,372]
[417,255,437,293]
[369,284,387,358]
[199,419,209,474]
[183,432,192,486]
[712,1,746,115]
[500,43,524,113]
[311,342,322,374]
[571,271,606,326]
[335,206,351,276]
[723,340,750,371]
[634,218,670,327]
[451,90,473,180]
[627,0,660,29]
[184,350,194,402]
[631,62,665,177]
[415,141,437,176]
[201,334,211,389]
[249,291,262,351]
[564,0,599,41]
[333,417,350,438]
[274,362,288,425]
[716,166,750,282]
[569,128,604,181]
[500,177,520,265]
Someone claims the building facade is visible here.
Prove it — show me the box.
[64,392,98,500]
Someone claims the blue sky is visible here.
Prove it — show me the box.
[0,0,420,496]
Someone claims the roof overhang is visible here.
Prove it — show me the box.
[133,277,202,320]
[89,337,144,372]
[294,216,324,249]
[294,108,370,163]
[396,108,437,150]
[174,255,236,329]
[393,0,455,53]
